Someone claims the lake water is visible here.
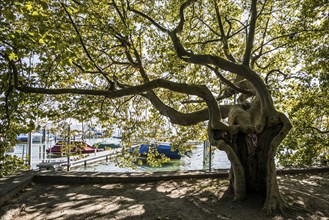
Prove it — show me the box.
[8,138,231,172]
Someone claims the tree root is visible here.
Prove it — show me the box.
[262,193,289,215]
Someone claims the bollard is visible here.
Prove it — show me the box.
[42,144,46,162]
[27,132,32,169]
[42,129,46,143]
[209,145,212,171]
[42,129,46,162]
[22,144,25,159]
[67,155,70,171]
[68,126,71,144]
[39,146,42,159]
[203,141,206,165]
[48,143,52,160]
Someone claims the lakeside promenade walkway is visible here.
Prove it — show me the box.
[1,167,329,207]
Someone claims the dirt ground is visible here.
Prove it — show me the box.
[0,172,328,220]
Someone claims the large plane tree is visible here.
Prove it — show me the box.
[1,0,327,213]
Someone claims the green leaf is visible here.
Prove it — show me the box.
[39,38,45,45]
[9,52,18,61]
[26,3,33,11]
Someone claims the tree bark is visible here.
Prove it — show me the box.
[212,112,291,213]
[231,120,283,196]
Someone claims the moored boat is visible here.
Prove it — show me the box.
[16,132,54,143]
[46,141,98,155]
[32,132,43,142]
[16,134,28,142]
[129,143,182,159]
[93,141,121,149]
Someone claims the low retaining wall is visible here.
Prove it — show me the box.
[33,170,230,184]
[277,167,329,174]
[0,171,36,207]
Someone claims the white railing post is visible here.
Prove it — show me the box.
[27,132,32,169]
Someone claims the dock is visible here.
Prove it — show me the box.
[37,149,119,171]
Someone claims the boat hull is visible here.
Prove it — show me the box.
[130,144,182,159]
[93,142,121,149]
[47,141,98,155]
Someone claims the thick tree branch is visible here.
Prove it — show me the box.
[13,40,235,131]
[173,0,197,33]
[251,9,271,68]
[131,42,150,82]
[146,94,244,126]
[17,79,230,130]
[265,69,286,84]
[143,92,209,126]
[207,66,254,96]
[243,0,258,66]
[128,2,242,75]
[168,32,243,74]
[130,1,276,132]
[14,71,230,130]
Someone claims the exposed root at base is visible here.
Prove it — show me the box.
[262,195,290,215]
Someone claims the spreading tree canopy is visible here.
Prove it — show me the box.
[0,0,328,213]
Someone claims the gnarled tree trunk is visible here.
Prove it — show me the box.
[210,111,291,213]
[232,122,282,196]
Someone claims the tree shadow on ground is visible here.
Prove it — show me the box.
[278,172,329,219]
[1,173,328,220]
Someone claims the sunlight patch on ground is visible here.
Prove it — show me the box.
[54,185,70,189]
[135,183,153,191]
[115,204,145,219]
[295,197,306,206]
[156,181,191,198]
[107,196,136,203]
[167,187,189,198]
[300,179,319,186]
[98,183,123,189]
[66,193,94,200]
[39,193,57,200]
